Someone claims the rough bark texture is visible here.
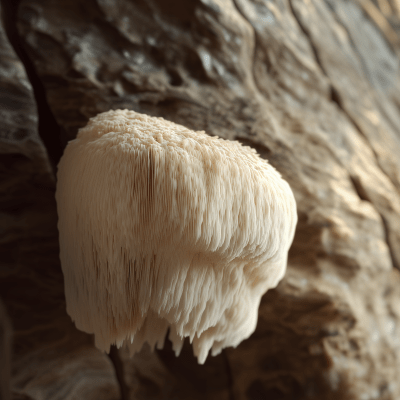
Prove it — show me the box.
[0,1,120,399]
[1,0,400,399]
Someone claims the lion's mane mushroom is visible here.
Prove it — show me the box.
[55,109,297,364]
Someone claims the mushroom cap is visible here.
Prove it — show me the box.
[55,109,297,364]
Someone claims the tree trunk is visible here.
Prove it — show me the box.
[1,0,400,399]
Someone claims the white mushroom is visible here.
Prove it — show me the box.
[55,109,297,364]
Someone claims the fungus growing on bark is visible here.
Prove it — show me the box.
[55,109,297,364]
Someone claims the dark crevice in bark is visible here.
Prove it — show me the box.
[349,175,369,202]
[381,217,400,271]
[108,346,130,400]
[0,300,12,400]
[350,175,399,271]
[223,350,235,400]
[250,33,265,97]
[0,0,65,177]
[329,86,343,109]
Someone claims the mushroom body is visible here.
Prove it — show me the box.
[55,109,297,364]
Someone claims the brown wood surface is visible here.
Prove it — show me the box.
[1,0,400,399]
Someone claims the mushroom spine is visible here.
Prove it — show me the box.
[55,109,297,364]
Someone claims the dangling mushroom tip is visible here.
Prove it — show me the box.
[55,109,297,366]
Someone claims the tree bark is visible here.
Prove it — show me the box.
[1,0,400,399]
